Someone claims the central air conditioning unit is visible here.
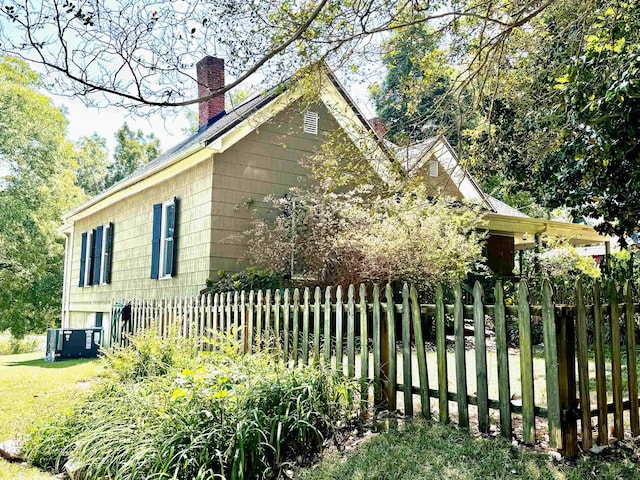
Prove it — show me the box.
[45,328,102,361]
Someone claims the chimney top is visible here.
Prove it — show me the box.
[196,56,225,131]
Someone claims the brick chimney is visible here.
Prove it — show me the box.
[196,56,225,130]
[369,117,388,138]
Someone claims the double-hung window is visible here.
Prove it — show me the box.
[150,198,178,279]
[79,222,114,287]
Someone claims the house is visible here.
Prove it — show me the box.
[58,57,607,340]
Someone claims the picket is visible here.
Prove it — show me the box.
[575,279,592,450]
[410,285,429,419]
[494,281,511,438]
[314,287,322,364]
[542,279,561,449]
[610,282,624,440]
[454,283,468,429]
[335,286,344,374]
[473,281,489,434]
[385,284,397,412]
[372,285,382,404]
[435,284,448,423]
[323,287,331,367]
[292,288,300,364]
[402,283,413,416]
[302,287,310,364]
[347,285,356,378]
[274,290,281,358]
[359,284,369,414]
[264,290,272,353]
[518,280,535,445]
[624,280,639,436]
[283,289,290,361]
[593,281,608,445]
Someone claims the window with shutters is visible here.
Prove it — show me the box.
[303,111,318,135]
[151,198,178,280]
[78,223,114,287]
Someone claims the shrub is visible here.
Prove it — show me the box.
[25,332,359,480]
[0,330,41,355]
[242,186,485,292]
[202,268,285,296]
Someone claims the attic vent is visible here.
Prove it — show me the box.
[303,111,319,135]
[429,160,438,177]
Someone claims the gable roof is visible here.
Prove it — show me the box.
[62,64,396,223]
[392,134,530,217]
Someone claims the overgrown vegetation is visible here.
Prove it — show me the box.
[0,331,41,355]
[25,331,358,480]
[242,186,485,293]
[202,268,285,296]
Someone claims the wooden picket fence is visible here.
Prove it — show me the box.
[111,278,640,459]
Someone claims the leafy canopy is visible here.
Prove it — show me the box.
[0,56,85,337]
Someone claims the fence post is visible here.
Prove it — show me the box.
[556,306,578,459]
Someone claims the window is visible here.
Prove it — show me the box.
[303,111,318,135]
[429,160,439,177]
[78,223,114,287]
[151,198,178,279]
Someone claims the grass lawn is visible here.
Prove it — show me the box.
[0,351,100,479]
[301,420,640,480]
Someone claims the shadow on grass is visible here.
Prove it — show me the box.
[2,357,98,369]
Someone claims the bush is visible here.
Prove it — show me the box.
[25,332,358,480]
[0,330,41,355]
[202,268,285,296]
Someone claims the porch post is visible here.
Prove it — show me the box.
[534,233,542,277]
[605,241,611,276]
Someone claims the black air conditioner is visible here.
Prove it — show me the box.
[45,328,102,361]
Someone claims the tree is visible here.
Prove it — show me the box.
[0,1,556,109]
[542,0,640,241]
[105,123,160,188]
[370,25,475,145]
[0,56,84,337]
[75,133,109,196]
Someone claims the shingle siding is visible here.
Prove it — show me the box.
[68,158,214,326]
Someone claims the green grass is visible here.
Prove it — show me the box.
[0,351,100,479]
[301,420,640,480]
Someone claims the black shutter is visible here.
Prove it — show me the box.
[150,203,162,279]
[169,197,179,277]
[79,232,87,287]
[92,225,103,285]
[103,222,114,284]
[87,230,95,286]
